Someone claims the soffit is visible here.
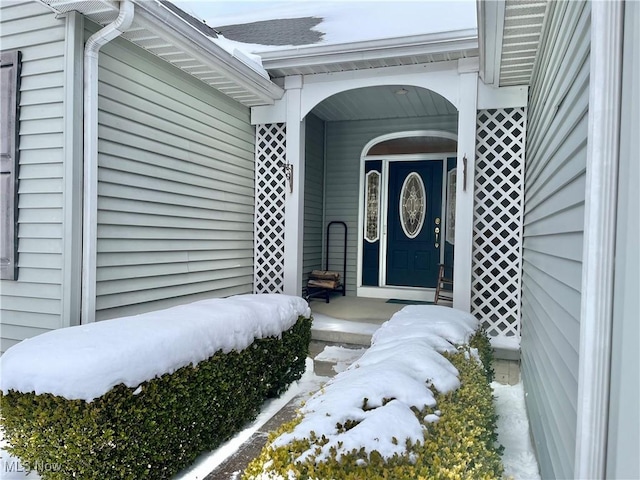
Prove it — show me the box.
[311,85,458,122]
[479,0,547,87]
[38,0,283,106]
[500,0,547,86]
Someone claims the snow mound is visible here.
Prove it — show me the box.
[373,305,477,346]
[0,294,310,402]
[272,305,479,462]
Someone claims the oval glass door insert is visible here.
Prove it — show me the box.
[399,172,426,238]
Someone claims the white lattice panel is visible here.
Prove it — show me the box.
[254,124,286,293]
[472,108,526,338]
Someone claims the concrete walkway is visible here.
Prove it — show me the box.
[203,396,302,480]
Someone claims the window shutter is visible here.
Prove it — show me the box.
[1,50,21,280]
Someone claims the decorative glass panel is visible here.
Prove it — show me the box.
[364,170,380,242]
[446,168,456,244]
[399,172,426,239]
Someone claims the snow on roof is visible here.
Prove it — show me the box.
[272,305,480,462]
[0,294,310,402]
[173,1,477,53]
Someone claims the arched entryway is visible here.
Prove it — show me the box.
[252,62,526,332]
[253,66,482,312]
[301,85,460,302]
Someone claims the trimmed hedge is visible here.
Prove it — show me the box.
[243,329,503,480]
[0,315,311,480]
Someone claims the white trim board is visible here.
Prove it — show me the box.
[357,286,436,302]
[575,2,624,478]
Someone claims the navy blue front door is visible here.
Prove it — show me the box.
[386,161,442,288]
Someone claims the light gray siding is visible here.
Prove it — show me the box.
[94,33,256,320]
[0,1,68,353]
[607,2,640,477]
[324,115,457,294]
[520,1,590,478]
[303,114,325,288]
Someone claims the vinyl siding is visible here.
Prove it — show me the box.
[0,1,67,353]
[520,2,590,478]
[94,32,256,320]
[303,114,325,288]
[324,115,457,294]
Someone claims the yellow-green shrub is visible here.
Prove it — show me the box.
[243,328,502,480]
[0,316,311,480]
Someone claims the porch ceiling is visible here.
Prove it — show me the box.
[38,0,284,107]
[478,0,548,87]
[311,85,458,122]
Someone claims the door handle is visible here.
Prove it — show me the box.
[435,226,440,247]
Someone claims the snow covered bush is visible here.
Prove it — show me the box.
[243,306,503,480]
[0,294,311,480]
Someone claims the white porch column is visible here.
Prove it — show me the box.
[283,75,306,296]
[453,70,478,312]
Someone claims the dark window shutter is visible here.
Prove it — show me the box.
[1,50,21,280]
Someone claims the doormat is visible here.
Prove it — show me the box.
[386,299,434,305]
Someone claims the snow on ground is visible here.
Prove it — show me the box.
[0,435,41,480]
[314,345,366,374]
[493,382,541,480]
[0,294,310,401]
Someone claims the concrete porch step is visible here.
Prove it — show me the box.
[310,341,367,377]
[490,337,521,385]
[309,315,378,377]
[311,313,380,345]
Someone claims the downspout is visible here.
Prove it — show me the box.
[81,1,135,324]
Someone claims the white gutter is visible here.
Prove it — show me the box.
[81,0,135,324]
[131,0,284,103]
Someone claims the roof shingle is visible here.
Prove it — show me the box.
[215,17,324,46]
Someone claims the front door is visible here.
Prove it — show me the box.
[385,160,442,288]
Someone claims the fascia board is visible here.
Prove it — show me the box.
[259,29,478,70]
[478,0,505,87]
[477,0,491,83]
[132,1,284,103]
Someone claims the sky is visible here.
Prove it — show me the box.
[173,1,478,50]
